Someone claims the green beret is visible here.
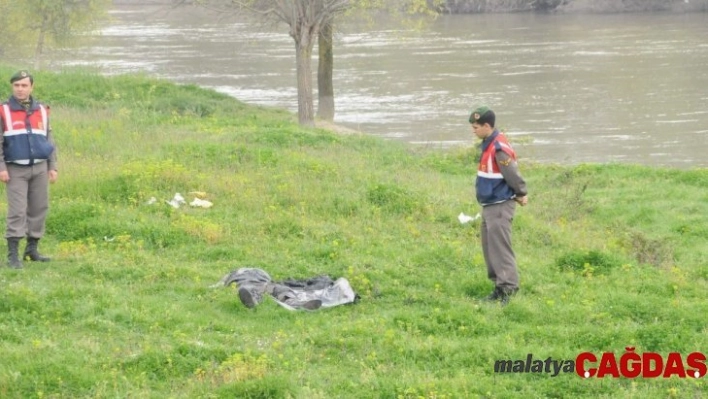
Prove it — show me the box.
[10,70,33,84]
[469,105,495,126]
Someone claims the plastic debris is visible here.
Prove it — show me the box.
[146,193,212,209]
[189,191,208,199]
[166,193,187,208]
[458,212,481,224]
[190,198,213,208]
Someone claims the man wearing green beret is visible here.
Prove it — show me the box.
[469,106,527,306]
[0,70,58,268]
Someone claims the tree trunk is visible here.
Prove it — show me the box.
[34,16,48,70]
[317,22,335,121]
[294,25,317,127]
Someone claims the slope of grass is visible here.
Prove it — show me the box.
[0,67,706,398]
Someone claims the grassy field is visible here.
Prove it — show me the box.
[0,67,706,398]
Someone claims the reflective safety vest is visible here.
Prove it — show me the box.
[476,130,517,206]
[1,101,54,165]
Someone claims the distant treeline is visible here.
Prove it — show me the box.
[441,0,707,13]
[111,0,707,13]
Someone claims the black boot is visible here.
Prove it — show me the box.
[24,237,50,262]
[7,237,23,269]
[238,286,263,309]
[499,287,519,306]
[483,287,501,301]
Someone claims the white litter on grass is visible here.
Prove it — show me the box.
[189,191,208,199]
[190,198,213,208]
[146,193,212,209]
[166,193,187,208]
[458,212,481,224]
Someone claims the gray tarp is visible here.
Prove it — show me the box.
[211,268,358,311]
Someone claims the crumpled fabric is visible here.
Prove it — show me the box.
[211,267,359,310]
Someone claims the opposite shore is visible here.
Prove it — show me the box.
[111,0,708,13]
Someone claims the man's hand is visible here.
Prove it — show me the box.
[49,170,58,183]
[515,195,528,206]
[0,170,8,183]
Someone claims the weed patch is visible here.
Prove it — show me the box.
[555,250,623,275]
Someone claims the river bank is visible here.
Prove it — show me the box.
[70,6,708,168]
[1,66,707,398]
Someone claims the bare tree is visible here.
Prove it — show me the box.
[192,1,441,125]
[314,0,444,121]
[0,0,110,70]
[196,0,353,127]
[317,21,335,121]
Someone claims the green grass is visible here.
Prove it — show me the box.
[0,66,706,398]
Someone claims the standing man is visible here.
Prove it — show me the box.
[469,106,527,306]
[0,70,58,269]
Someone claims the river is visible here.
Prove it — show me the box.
[57,5,708,168]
